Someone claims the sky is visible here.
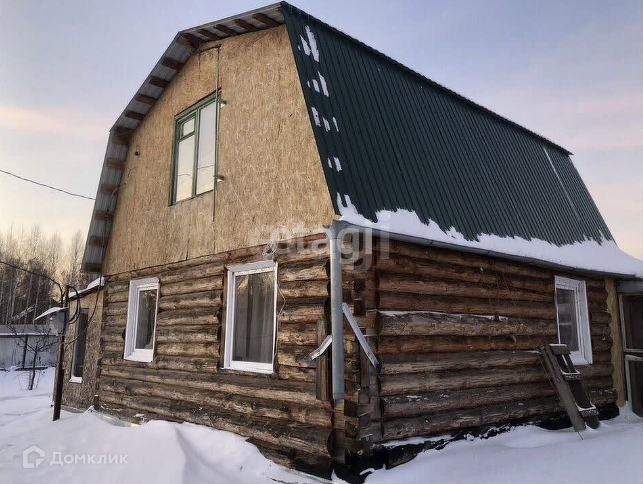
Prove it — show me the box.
[0,0,641,258]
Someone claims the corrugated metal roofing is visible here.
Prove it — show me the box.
[282,4,613,246]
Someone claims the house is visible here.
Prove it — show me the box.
[61,2,642,477]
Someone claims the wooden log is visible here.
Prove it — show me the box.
[97,390,330,455]
[278,304,324,323]
[380,366,550,396]
[377,273,552,303]
[280,280,328,300]
[375,254,554,293]
[156,308,217,326]
[98,366,320,406]
[378,311,556,337]
[160,277,223,297]
[155,342,218,358]
[590,311,611,324]
[378,292,556,320]
[101,327,125,343]
[377,335,555,355]
[278,365,315,383]
[102,315,126,328]
[100,378,330,427]
[106,281,129,295]
[158,290,221,311]
[101,342,123,355]
[160,263,224,285]
[101,355,217,372]
[381,389,617,440]
[105,302,128,317]
[278,323,317,346]
[277,345,317,368]
[380,240,553,280]
[379,351,541,375]
[106,290,128,304]
[155,325,217,343]
[279,262,328,282]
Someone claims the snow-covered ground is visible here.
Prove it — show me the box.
[1,367,642,484]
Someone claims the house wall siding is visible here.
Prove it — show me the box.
[346,237,617,444]
[95,235,335,473]
[103,24,333,275]
[62,291,103,410]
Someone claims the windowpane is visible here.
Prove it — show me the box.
[175,135,195,202]
[196,102,216,194]
[181,118,195,137]
[71,311,89,378]
[232,271,275,364]
[556,288,579,352]
[135,289,157,350]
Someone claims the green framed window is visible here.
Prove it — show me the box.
[172,94,218,203]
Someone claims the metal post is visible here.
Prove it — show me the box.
[52,287,68,421]
[329,220,345,401]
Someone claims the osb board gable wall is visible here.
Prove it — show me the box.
[61,291,103,410]
[103,25,334,275]
[345,237,617,443]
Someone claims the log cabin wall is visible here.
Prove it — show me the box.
[350,236,617,445]
[95,235,336,473]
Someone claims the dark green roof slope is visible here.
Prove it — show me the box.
[283,4,612,246]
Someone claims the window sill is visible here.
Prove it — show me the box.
[219,366,276,378]
[170,189,214,207]
[124,350,154,363]
[69,376,83,384]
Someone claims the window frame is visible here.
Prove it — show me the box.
[70,308,89,383]
[171,93,218,204]
[554,276,593,365]
[124,277,160,363]
[224,261,278,374]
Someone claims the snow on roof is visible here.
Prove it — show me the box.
[69,277,105,298]
[338,195,643,279]
[33,307,65,321]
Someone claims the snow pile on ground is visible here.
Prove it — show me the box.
[0,368,321,484]
[338,194,643,278]
[2,367,643,484]
[366,410,643,484]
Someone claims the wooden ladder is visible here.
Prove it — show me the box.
[540,344,600,431]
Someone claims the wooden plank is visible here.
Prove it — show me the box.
[83,262,102,273]
[161,57,184,71]
[88,236,108,247]
[93,210,113,222]
[196,29,221,41]
[124,110,145,121]
[98,184,119,195]
[135,94,157,105]
[214,24,239,36]
[105,157,125,170]
[234,19,259,32]
[178,33,203,48]
[112,128,133,145]
[252,13,281,28]
[148,76,170,88]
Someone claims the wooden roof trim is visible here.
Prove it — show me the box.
[83,262,102,273]
[148,76,169,88]
[106,158,125,170]
[136,94,157,105]
[252,13,281,28]
[197,29,221,41]
[99,184,119,195]
[93,210,114,222]
[178,33,204,48]
[234,19,260,32]
[124,110,145,121]
[88,236,109,247]
[161,57,185,71]
[214,24,239,36]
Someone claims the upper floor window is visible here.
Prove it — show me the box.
[124,277,159,362]
[555,276,592,365]
[172,94,217,203]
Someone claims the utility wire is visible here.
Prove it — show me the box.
[0,259,63,301]
[0,169,95,201]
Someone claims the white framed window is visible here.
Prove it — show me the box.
[224,261,278,373]
[555,276,592,365]
[124,277,159,362]
[70,309,89,383]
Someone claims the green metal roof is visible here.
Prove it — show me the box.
[283,4,613,246]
